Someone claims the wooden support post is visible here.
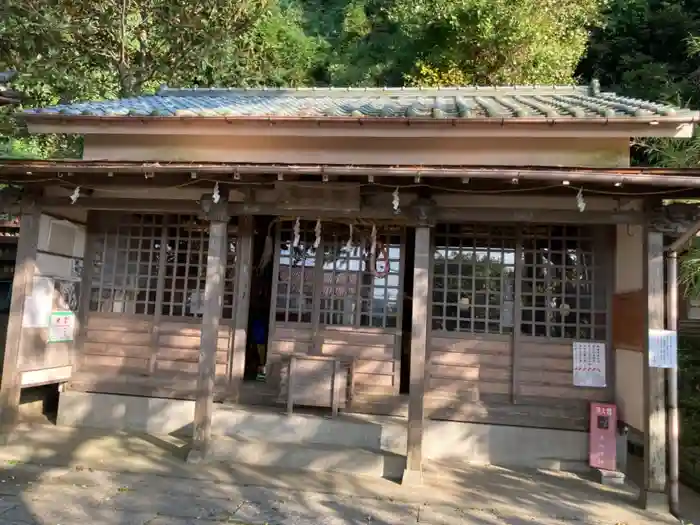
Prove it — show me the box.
[640,229,667,511]
[404,224,431,485]
[75,211,98,373]
[148,215,169,375]
[310,235,325,355]
[0,199,41,436]
[229,215,253,402]
[187,197,228,464]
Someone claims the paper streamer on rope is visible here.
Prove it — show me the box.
[314,219,322,249]
[576,188,586,212]
[292,217,301,248]
[392,187,400,213]
[212,182,221,204]
[70,186,81,204]
[370,224,377,270]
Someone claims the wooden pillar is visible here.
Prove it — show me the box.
[229,215,253,402]
[187,196,228,463]
[0,199,41,434]
[640,229,667,510]
[404,223,432,484]
[74,212,98,374]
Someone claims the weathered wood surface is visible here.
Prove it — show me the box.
[0,203,40,429]
[406,225,431,476]
[229,216,253,402]
[75,314,232,397]
[641,230,668,508]
[424,333,610,428]
[613,290,646,352]
[279,354,351,413]
[267,323,399,395]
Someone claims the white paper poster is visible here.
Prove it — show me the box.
[22,276,54,328]
[573,341,607,388]
[649,329,678,369]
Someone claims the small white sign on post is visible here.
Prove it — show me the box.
[22,276,54,328]
[648,329,678,369]
[573,341,607,388]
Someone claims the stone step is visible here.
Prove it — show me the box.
[199,436,406,479]
[210,406,386,450]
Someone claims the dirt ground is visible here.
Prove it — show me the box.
[0,423,689,524]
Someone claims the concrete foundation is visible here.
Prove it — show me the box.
[57,391,589,473]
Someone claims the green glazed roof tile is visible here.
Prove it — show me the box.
[22,83,698,121]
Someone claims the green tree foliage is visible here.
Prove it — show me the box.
[297,0,603,86]
[2,0,271,99]
[1,0,606,157]
[578,0,700,167]
[0,0,321,157]
[579,0,700,103]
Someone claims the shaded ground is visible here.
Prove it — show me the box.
[0,424,686,524]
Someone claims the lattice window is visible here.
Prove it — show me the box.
[91,214,162,315]
[432,224,517,334]
[521,225,607,340]
[275,220,318,323]
[91,214,237,320]
[319,225,402,328]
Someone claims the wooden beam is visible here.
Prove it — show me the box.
[640,229,668,510]
[37,196,645,225]
[0,199,41,435]
[404,224,431,484]
[187,199,229,463]
[228,215,253,402]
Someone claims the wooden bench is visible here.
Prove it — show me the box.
[279,353,355,417]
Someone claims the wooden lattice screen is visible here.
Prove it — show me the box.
[432,223,517,334]
[274,221,404,328]
[520,225,608,340]
[275,220,317,324]
[432,223,609,341]
[91,214,162,315]
[91,213,237,320]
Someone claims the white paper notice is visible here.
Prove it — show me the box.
[572,341,607,388]
[649,329,678,369]
[22,276,54,328]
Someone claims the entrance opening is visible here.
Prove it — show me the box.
[244,216,275,381]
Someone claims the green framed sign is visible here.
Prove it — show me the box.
[48,311,76,343]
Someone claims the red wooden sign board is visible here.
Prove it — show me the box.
[589,402,617,471]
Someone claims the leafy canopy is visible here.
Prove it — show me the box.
[1,0,606,157]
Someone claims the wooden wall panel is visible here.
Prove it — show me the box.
[267,323,400,398]
[518,340,610,405]
[320,326,398,393]
[612,290,645,352]
[427,333,512,403]
[82,315,152,375]
[266,323,313,388]
[75,314,233,398]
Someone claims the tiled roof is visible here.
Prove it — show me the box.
[22,81,698,121]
